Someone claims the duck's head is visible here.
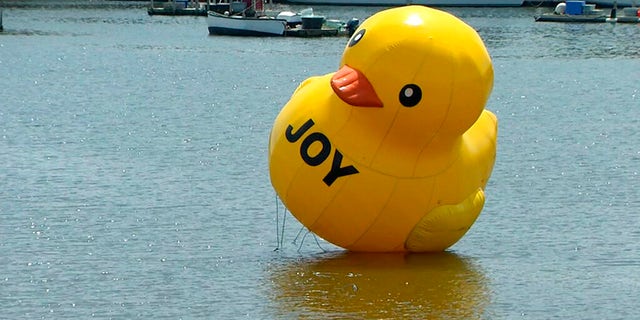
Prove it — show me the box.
[331,6,493,140]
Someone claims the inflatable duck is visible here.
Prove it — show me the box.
[269,5,497,252]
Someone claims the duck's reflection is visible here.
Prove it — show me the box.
[268,251,490,319]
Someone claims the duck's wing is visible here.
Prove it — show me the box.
[405,188,485,252]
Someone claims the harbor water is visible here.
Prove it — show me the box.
[1,1,639,318]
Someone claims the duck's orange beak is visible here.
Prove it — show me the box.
[330,65,383,108]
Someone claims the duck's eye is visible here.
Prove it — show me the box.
[348,29,365,47]
[399,84,421,107]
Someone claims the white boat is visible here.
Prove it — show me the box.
[280,0,524,7]
[207,0,291,36]
[276,7,315,26]
[207,11,288,36]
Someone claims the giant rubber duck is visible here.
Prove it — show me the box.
[269,5,497,252]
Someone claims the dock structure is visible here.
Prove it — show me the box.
[284,16,359,37]
[148,0,254,16]
[148,0,211,16]
[534,1,640,23]
[285,27,347,37]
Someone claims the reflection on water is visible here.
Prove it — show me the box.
[268,252,490,319]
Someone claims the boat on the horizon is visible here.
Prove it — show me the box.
[279,0,524,7]
[207,2,357,37]
[148,0,254,16]
[207,11,288,36]
[278,0,639,7]
[534,1,640,22]
[147,0,640,10]
[148,0,208,16]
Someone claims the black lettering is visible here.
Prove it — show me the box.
[323,149,359,186]
[285,119,314,143]
[300,132,331,166]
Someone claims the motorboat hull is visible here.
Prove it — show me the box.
[207,12,287,36]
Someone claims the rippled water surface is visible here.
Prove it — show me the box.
[1,1,639,319]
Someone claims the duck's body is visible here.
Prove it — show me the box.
[269,6,497,252]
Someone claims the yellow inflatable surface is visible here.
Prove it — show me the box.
[269,5,497,252]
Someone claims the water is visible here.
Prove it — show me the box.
[1,1,639,319]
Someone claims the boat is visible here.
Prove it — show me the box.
[148,0,250,16]
[280,0,524,7]
[534,12,609,21]
[276,7,314,27]
[207,0,288,36]
[148,0,208,16]
[207,11,288,36]
[284,16,360,37]
[207,2,359,37]
[535,1,640,22]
